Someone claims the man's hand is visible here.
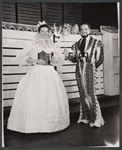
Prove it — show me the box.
[51,56,58,64]
[64,48,69,57]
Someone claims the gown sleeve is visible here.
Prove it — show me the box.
[50,46,65,66]
[51,41,78,66]
[16,42,37,66]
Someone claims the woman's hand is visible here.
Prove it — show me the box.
[26,57,35,64]
[26,57,46,65]
[36,59,47,65]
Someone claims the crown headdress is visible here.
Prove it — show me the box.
[37,21,47,27]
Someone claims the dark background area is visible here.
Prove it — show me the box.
[2,2,118,30]
[82,3,118,29]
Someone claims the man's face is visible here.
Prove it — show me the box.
[79,24,90,38]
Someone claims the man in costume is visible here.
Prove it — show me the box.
[64,23,105,127]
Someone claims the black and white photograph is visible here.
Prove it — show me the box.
[2,0,120,148]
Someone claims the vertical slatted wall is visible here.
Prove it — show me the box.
[2,2,16,23]
[17,3,42,25]
[45,3,63,26]
[2,29,35,107]
[2,2,82,26]
[63,3,82,25]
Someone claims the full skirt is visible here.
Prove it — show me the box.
[7,65,70,133]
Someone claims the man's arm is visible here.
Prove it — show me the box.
[65,43,77,63]
[95,40,104,69]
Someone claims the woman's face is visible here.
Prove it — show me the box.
[39,27,49,39]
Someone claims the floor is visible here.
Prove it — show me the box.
[3,95,119,148]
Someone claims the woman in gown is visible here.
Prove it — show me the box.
[7,21,70,133]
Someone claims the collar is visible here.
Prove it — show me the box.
[86,35,90,41]
[81,35,90,41]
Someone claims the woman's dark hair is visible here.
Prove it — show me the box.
[38,24,51,33]
[79,23,91,31]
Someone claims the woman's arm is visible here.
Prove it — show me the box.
[26,57,46,65]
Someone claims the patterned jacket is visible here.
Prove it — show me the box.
[68,36,104,69]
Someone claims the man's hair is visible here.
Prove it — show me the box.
[79,23,91,31]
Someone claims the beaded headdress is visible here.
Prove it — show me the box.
[37,21,47,27]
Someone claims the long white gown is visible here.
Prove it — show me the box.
[7,38,70,133]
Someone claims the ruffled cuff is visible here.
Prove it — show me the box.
[19,56,36,66]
